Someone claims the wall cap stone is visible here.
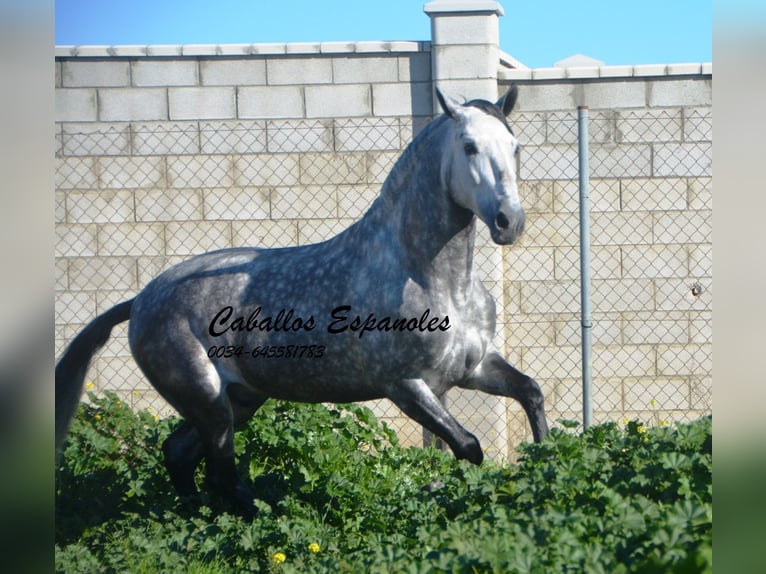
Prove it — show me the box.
[55,41,431,59]
[500,62,712,81]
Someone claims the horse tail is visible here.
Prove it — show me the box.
[55,298,134,456]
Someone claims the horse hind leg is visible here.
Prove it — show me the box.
[162,420,203,497]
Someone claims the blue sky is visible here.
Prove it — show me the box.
[55,0,712,68]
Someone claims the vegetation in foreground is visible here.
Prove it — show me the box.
[56,393,712,573]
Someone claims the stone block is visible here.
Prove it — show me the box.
[616,108,683,143]
[622,311,689,345]
[335,117,400,152]
[624,379,690,411]
[554,245,622,280]
[431,44,497,81]
[621,245,688,278]
[503,314,556,348]
[55,191,66,223]
[556,313,622,346]
[98,223,165,256]
[135,188,203,222]
[267,119,333,153]
[684,107,712,142]
[232,220,299,248]
[372,82,433,117]
[337,185,379,219]
[132,60,198,86]
[62,61,130,87]
[513,112,546,146]
[305,84,371,118]
[235,154,299,187]
[366,151,400,184]
[56,157,98,190]
[62,123,130,156]
[136,255,187,287]
[200,120,267,154]
[648,78,712,107]
[55,224,98,257]
[267,57,332,85]
[165,221,232,255]
[299,153,367,186]
[169,87,236,120]
[621,177,688,211]
[594,345,656,378]
[581,81,647,109]
[55,291,97,324]
[298,219,357,245]
[690,377,712,411]
[690,311,712,345]
[398,53,432,83]
[591,212,653,246]
[332,56,399,84]
[689,244,712,277]
[634,64,667,77]
[522,145,578,180]
[55,258,68,291]
[238,86,305,119]
[56,88,97,122]
[504,247,555,281]
[653,210,711,244]
[554,179,620,212]
[555,378,624,413]
[99,156,165,189]
[591,143,652,178]
[200,59,266,86]
[521,344,581,379]
[271,186,338,219]
[653,142,712,177]
[67,190,134,223]
[68,256,138,291]
[518,213,580,247]
[430,12,499,46]
[519,180,554,213]
[99,88,168,121]
[132,121,201,155]
[531,68,566,81]
[655,277,711,312]
[203,187,271,220]
[592,278,655,313]
[167,155,233,188]
[519,280,580,314]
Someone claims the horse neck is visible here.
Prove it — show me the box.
[361,119,478,298]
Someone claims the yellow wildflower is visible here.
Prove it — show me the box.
[272,552,286,564]
[85,382,95,390]
[308,542,320,553]
[94,413,101,421]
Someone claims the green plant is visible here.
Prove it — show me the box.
[56,395,712,573]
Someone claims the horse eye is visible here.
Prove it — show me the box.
[463,142,478,156]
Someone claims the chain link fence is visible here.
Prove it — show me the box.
[55,105,712,456]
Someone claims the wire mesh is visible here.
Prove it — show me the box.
[55,105,712,456]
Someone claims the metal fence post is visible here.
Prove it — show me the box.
[578,106,593,429]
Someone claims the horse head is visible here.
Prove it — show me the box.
[436,85,524,245]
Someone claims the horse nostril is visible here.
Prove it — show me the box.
[495,212,510,230]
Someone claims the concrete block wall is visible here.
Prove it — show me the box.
[497,69,712,445]
[55,6,712,460]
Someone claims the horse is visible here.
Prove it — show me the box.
[55,85,549,512]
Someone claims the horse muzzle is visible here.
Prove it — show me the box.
[490,203,525,245]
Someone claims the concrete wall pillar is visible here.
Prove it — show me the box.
[424,0,504,111]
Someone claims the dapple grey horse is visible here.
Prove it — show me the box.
[56,86,549,511]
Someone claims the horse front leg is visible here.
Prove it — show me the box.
[387,378,483,464]
[461,351,549,442]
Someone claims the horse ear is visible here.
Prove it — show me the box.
[436,88,461,120]
[496,84,518,117]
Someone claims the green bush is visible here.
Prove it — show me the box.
[56,393,711,573]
